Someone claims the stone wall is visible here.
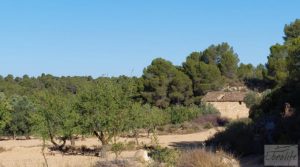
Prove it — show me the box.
[207,102,249,119]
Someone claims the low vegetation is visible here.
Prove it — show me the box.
[207,118,255,156]
[146,146,239,167]
[148,146,180,166]
[177,149,239,167]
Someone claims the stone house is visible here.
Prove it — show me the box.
[202,91,249,119]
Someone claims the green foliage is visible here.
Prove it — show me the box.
[265,19,300,87]
[287,37,300,81]
[266,44,289,86]
[284,19,300,41]
[196,62,224,94]
[0,93,11,133]
[31,91,81,147]
[183,43,239,96]
[149,146,179,166]
[111,142,125,160]
[168,104,219,124]
[169,106,197,124]
[244,91,261,108]
[143,104,169,132]
[127,103,147,131]
[201,43,239,79]
[237,63,255,80]
[76,79,132,145]
[142,58,193,108]
[183,55,224,96]
[5,95,35,137]
[219,50,239,79]
[254,64,267,80]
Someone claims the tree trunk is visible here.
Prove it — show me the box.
[25,135,30,140]
[58,138,67,150]
[70,136,75,147]
[147,129,151,138]
[48,130,59,148]
[48,134,66,151]
[41,138,49,167]
[134,130,139,145]
[93,130,111,145]
[94,130,112,158]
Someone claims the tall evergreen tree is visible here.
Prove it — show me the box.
[142,58,193,108]
[183,53,224,97]
[200,43,239,79]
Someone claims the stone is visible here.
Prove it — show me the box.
[134,149,151,162]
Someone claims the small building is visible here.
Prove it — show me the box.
[202,91,249,119]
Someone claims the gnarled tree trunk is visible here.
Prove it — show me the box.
[93,130,112,146]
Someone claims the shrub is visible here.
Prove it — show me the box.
[244,91,261,108]
[124,141,136,151]
[168,104,219,124]
[177,149,239,167]
[148,146,179,166]
[192,114,228,127]
[111,142,126,160]
[169,106,189,124]
[200,103,220,115]
[207,118,255,156]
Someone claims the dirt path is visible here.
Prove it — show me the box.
[0,128,223,167]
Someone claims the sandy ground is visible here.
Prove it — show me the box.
[0,128,222,167]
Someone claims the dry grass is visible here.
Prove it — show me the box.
[177,149,240,167]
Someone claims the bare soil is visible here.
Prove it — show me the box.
[0,128,222,167]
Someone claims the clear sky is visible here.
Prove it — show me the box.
[0,0,299,77]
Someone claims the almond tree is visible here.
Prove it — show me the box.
[76,79,131,146]
[31,91,81,149]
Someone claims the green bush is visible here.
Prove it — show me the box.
[168,104,219,124]
[148,146,179,166]
[124,141,136,150]
[111,142,126,160]
[169,106,192,124]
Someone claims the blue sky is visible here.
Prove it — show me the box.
[0,0,299,77]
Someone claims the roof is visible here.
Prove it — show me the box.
[202,91,246,102]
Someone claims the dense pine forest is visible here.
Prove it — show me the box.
[0,19,300,165]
